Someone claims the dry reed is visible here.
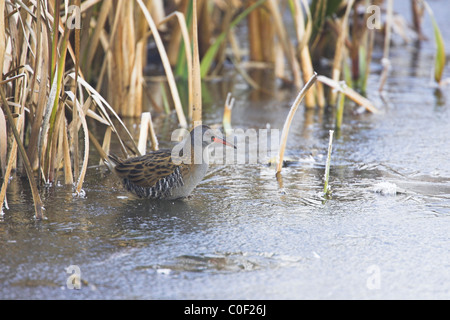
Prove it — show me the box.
[277,73,317,174]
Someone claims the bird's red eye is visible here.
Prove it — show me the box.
[211,136,215,142]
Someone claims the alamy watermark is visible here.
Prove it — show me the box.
[366,264,381,290]
[64,4,381,31]
[170,127,280,166]
[66,265,81,289]
[366,5,382,30]
[66,5,82,30]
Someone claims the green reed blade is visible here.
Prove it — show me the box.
[424,1,446,84]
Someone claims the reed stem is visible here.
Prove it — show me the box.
[192,0,202,126]
[1,87,44,219]
[323,130,334,197]
[276,72,317,174]
[336,88,346,130]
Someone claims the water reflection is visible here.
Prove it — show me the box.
[433,88,446,107]
[110,197,210,241]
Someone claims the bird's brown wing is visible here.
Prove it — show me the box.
[109,150,190,189]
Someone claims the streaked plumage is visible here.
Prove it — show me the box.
[108,125,234,200]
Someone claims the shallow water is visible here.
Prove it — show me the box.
[1,2,449,299]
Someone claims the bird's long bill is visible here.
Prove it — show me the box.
[214,136,237,149]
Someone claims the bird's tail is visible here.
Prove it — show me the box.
[107,154,122,165]
[104,153,122,171]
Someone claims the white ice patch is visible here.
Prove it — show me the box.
[372,182,398,196]
[156,268,172,275]
[72,188,86,198]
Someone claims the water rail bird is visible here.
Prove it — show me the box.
[107,125,235,200]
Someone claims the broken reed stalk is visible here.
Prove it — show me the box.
[0,88,44,219]
[323,130,334,197]
[138,112,159,154]
[317,75,378,113]
[223,93,235,135]
[138,113,150,155]
[276,73,317,174]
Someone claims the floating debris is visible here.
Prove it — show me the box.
[156,268,172,275]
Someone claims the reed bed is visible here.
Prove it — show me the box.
[0,0,445,217]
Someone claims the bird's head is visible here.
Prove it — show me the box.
[189,124,236,149]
